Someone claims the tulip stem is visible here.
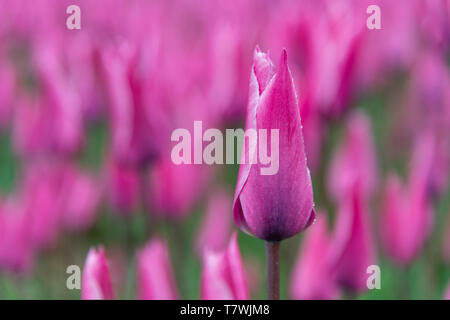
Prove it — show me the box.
[266,241,281,300]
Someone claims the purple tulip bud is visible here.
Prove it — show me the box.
[201,233,248,300]
[290,212,338,300]
[82,247,115,300]
[136,238,179,300]
[233,48,315,242]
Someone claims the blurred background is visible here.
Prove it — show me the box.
[0,0,449,299]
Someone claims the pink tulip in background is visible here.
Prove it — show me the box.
[327,111,378,203]
[150,159,210,220]
[195,190,233,256]
[136,238,179,300]
[0,199,34,273]
[81,247,115,300]
[105,159,140,217]
[201,233,248,300]
[329,185,376,293]
[290,212,338,300]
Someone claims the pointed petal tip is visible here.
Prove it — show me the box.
[280,48,288,65]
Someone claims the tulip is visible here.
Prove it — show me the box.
[99,45,167,167]
[150,159,210,220]
[12,97,50,157]
[105,159,140,217]
[327,110,378,202]
[290,212,338,300]
[81,247,115,300]
[0,199,34,273]
[201,233,248,300]
[380,174,432,266]
[195,190,233,256]
[61,167,101,231]
[329,183,376,293]
[233,47,314,299]
[406,132,435,241]
[136,238,179,300]
[33,44,84,155]
[356,0,417,88]
[233,47,314,242]
[21,163,64,249]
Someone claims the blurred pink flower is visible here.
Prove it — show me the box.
[0,199,34,273]
[269,1,363,117]
[150,159,210,220]
[33,44,84,155]
[20,163,64,250]
[380,174,431,266]
[402,50,450,136]
[105,159,140,217]
[0,59,16,130]
[195,190,233,256]
[201,233,248,300]
[12,96,51,157]
[82,247,115,300]
[233,48,315,241]
[136,238,179,300]
[327,111,378,202]
[290,212,338,300]
[356,0,417,88]
[407,132,435,234]
[99,44,168,167]
[329,184,376,294]
[61,167,102,232]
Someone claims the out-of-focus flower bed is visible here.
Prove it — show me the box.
[0,0,449,299]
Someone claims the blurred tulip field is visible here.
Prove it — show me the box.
[0,0,450,300]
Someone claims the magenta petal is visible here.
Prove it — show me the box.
[195,190,233,256]
[81,247,115,300]
[201,233,248,300]
[330,184,376,293]
[136,238,179,300]
[290,213,338,300]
